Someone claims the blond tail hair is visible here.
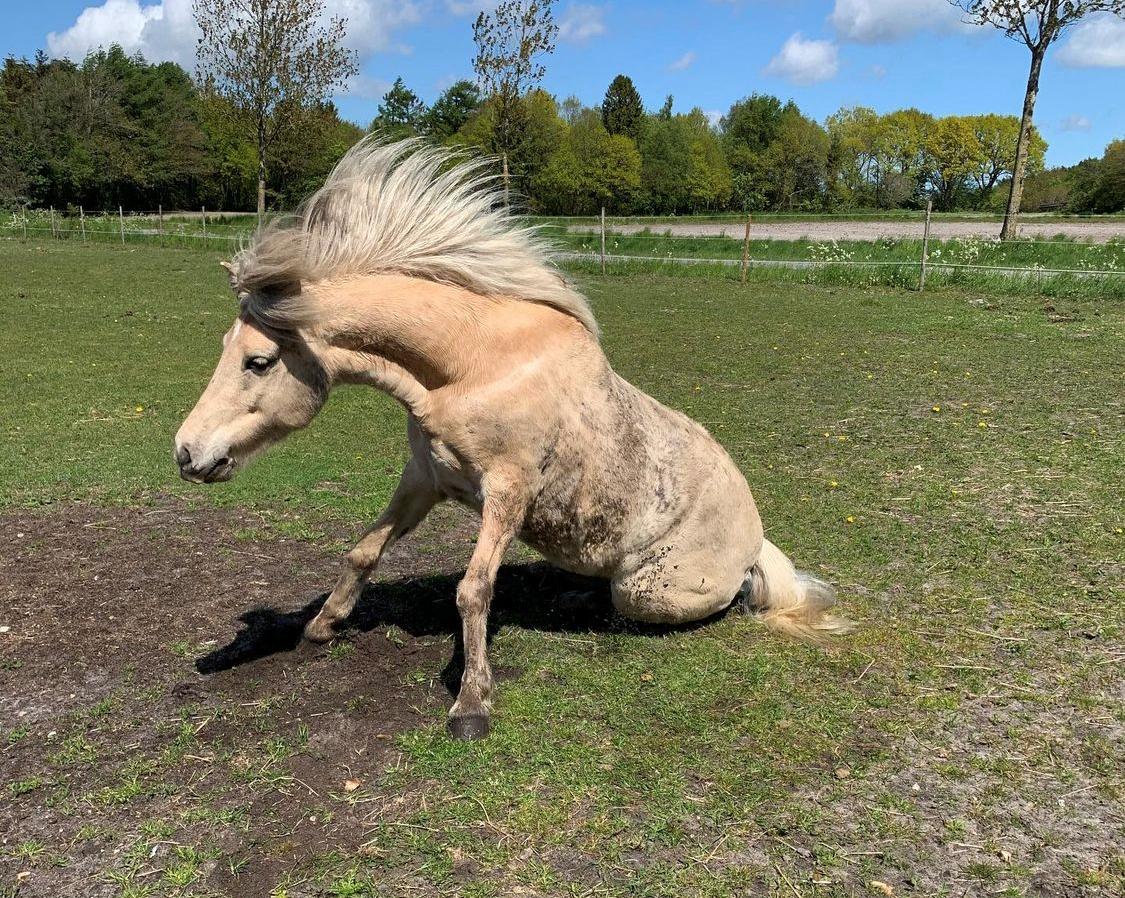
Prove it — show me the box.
[741,539,854,645]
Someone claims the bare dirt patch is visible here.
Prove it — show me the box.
[0,500,612,897]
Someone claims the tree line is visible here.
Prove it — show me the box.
[1,48,1122,216]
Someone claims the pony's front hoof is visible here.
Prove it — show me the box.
[303,616,338,644]
[447,713,490,741]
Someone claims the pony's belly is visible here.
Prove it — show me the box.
[516,483,631,577]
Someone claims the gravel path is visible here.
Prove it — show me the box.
[587,218,1125,243]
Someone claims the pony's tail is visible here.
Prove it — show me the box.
[741,539,853,645]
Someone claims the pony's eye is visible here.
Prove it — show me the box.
[245,356,277,374]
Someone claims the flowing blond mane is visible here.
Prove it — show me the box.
[232,137,598,336]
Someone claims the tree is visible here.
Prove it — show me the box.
[371,77,426,139]
[193,0,357,221]
[602,75,643,140]
[421,80,481,142]
[949,1,1125,238]
[658,95,673,120]
[471,0,558,203]
[967,113,1045,203]
[560,95,583,125]
[925,116,984,211]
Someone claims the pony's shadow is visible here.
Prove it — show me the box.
[196,562,723,696]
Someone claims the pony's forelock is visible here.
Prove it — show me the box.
[230,137,598,336]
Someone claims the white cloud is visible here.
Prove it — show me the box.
[345,73,393,101]
[867,63,886,79]
[558,4,606,45]
[763,33,839,85]
[1057,15,1125,68]
[1060,114,1092,132]
[830,0,970,43]
[703,109,723,128]
[47,0,196,65]
[46,0,423,67]
[667,51,697,72]
[445,0,495,14]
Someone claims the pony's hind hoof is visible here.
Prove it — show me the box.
[448,713,490,741]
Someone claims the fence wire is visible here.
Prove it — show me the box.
[5,210,1124,284]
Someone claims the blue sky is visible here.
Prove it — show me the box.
[8,1,1125,165]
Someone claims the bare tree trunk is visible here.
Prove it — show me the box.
[502,153,510,211]
[1001,47,1044,241]
[257,119,267,227]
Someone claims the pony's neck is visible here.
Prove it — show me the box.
[308,274,509,419]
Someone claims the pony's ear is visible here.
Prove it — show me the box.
[219,260,238,292]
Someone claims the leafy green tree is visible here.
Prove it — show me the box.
[421,80,481,142]
[966,113,1046,204]
[602,74,643,140]
[638,109,729,213]
[759,108,827,210]
[925,116,985,211]
[1085,139,1125,212]
[658,95,673,120]
[371,77,426,139]
[194,0,357,220]
[472,0,558,201]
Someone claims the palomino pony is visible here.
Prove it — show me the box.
[175,139,850,739]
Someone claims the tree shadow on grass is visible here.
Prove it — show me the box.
[196,561,728,694]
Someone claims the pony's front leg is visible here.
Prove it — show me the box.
[448,481,525,741]
[305,459,439,643]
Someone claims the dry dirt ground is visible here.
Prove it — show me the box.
[593,218,1125,243]
[0,501,615,897]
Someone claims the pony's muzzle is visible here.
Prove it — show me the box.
[175,444,233,484]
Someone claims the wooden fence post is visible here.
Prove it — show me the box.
[50,206,56,239]
[158,204,164,247]
[80,206,86,242]
[919,199,932,292]
[119,205,125,244]
[741,213,752,284]
[600,206,607,275]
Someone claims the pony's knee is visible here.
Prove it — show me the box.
[456,571,491,614]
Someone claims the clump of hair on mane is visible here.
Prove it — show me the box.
[232,137,598,336]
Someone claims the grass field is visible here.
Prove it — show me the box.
[1,241,1122,897]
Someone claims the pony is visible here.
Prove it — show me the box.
[175,138,850,740]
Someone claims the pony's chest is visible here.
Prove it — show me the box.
[411,427,484,510]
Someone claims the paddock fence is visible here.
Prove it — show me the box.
[5,204,1125,295]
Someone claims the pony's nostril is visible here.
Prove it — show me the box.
[176,445,192,468]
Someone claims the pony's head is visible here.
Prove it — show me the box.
[174,263,328,484]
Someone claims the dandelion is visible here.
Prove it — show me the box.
[829,480,839,489]
[135,405,144,413]
[837,435,848,442]
[978,421,988,428]
[845,515,856,524]
[932,405,941,413]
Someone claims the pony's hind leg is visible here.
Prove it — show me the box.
[448,473,526,740]
[304,459,440,643]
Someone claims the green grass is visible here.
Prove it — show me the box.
[2,241,1123,895]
